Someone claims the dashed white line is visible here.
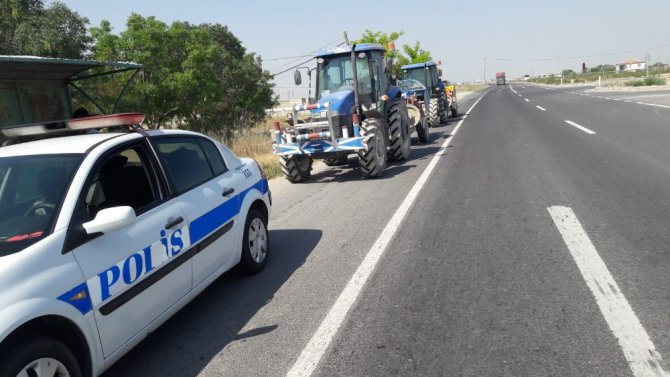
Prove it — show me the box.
[644,103,670,109]
[524,98,530,102]
[286,92,489,377]
[536,106,546,111]
[565,120,596,135]
[548,206,667,377]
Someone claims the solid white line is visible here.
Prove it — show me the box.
[565,120,596,135]
[536,106,547,111]
[548,206,668,377]
[524,98,530,102]
[645,103,670,109]
[286,92,489,377]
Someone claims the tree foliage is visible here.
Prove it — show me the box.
[352,29,434,77]
[90,15,276,139]
[0,0,91,58]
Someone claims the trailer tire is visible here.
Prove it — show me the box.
[439,98,449,125]
[358,119,387,178]
[451,103,459,118]
[387,101,411,161]
[416,117,431,143]
[280,155,312,183]
[428,98,439,128]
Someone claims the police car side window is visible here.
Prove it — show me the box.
[197,138,228,175]
[152,137,214,195]
[85,147,158,217]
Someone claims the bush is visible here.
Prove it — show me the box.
[625,77,666,87]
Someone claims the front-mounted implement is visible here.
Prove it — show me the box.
[268,43,412,183]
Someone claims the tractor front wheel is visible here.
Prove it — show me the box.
[280,155,312,183]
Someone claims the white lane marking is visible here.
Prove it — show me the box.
[637,102,646,105]
[645,103,670,109]
[605,97,612,100]
[565,120,596,135]
[286,92,489,377]
[548,206,668,377]
[518,94,522,97]
[625,100,633,103]
[525,98,530,102]
[510,85,518,94]
[613,98,621,101]
[536,106,547,111]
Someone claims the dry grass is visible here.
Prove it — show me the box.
[228,120,282,179]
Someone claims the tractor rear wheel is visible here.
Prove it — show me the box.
[387,101,411,161]
[428,98,439,128]
[280,155,312,183]
[358,119,387,178]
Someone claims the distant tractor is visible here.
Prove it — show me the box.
[398,78,431,142]
[269,43,412,183]
[401,62,449,128]
[496,71,506,85]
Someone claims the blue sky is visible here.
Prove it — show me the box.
[52,0,670,99]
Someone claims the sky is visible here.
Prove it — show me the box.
[50,0,670,100]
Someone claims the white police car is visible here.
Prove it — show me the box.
[0,113,271,377]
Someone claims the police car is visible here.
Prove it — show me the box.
[0,113,271,377]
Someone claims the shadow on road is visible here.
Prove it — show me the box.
[102,228,322,377]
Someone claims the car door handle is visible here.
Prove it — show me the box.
[165,216,184,229]
[222,187,235,197]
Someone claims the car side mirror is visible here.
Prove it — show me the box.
[294,70,302,85]
[83,206,136,235]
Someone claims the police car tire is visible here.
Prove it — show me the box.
[358,119,387,178]
[428,98,439,128]
[238,208,269,274]
[280,155,312,183]
[387,101,411,162]
[0,336,81,377]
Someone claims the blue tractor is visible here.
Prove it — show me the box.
[401,62,449,128]
[270,43,412,183]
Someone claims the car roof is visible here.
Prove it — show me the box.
[0,129,221,158]
[402,61,437,70]
[0,55,141,80]
[315,43,384,58]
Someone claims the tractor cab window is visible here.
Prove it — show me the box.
[403,68,429,87]
[317,54,372,107]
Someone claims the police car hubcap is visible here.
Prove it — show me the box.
[18,358,70,377]
[248,218,267,263]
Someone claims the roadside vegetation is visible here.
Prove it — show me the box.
[625,76,666,87]
[529,65,670,86]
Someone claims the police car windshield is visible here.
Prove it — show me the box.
[0,154,81,256]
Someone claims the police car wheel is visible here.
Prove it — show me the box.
[239,209,268,274]
[1,336,81,377]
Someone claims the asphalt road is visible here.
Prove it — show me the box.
[103,85,670,377]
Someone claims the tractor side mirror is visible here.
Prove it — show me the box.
[294,70,302,85]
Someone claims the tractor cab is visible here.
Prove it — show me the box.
[400,61,444,99]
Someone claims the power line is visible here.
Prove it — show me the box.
[269,36,344,73]
[261,54,313,62]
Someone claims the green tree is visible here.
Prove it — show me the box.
[396,41,432,68]
[90,15,276,139]
[0,0,91,58]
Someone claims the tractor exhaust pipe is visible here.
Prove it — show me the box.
[350,44,362,122]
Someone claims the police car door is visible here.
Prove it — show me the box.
[67,142,192,358]
[151,136,239,287]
